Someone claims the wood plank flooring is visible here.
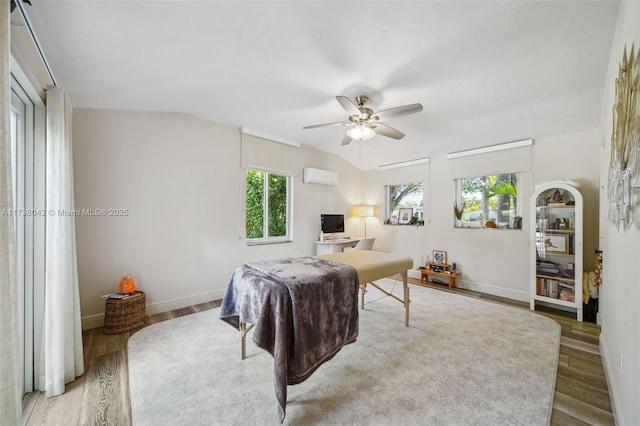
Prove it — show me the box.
[22,280,614,425]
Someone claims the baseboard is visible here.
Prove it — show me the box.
[82,278,528,330]
[410,272,529,303]
[599,336,622,425]
[407,269,421,280]
[81,289,226,330]
[82,313,105,331]
[456,279,529,302]
[145,289,226,316]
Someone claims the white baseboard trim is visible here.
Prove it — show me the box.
[145,289,226,316]
[409,271,528,303]
[83,278,528,330]
[456,279,529,303]
[82,313,105,331]
[407,270,530,302]
[81,289,226,331]
[407,269,421,280]
[599,336,622,425]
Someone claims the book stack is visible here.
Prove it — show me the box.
[536,261,575,279]
[102,292,137,300]
[538,278,574,299]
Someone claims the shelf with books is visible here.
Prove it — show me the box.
[536,277,575,302]
[536,274,574,283]
[530,182,583,321]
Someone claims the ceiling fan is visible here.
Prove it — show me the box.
[303,95,423,146]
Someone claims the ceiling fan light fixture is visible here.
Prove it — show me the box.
[347,124,375,141]
[303,95,423,146]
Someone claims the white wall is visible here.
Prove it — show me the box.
[359,163,430,280]
[533,131,601,270]
[72,108,362,328]
[597,2,640,424]
[362,130,600,302]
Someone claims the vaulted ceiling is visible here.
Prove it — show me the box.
[21,1,619,170]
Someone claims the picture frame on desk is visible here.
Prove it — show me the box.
[398,208,413,224]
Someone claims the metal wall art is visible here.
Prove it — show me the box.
[608,44,640,230]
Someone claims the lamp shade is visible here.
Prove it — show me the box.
[356,206,374,217]
[346,125,375,141]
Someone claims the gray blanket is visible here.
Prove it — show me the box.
[219,256,359,421]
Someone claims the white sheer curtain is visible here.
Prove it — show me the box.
[0,1,22,423]
[39,85,83,397]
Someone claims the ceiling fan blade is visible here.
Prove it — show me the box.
[341,134,353,145]
[372,123,405,140]
[336,96,362,117]
[372,103,423,122]
[303,122,348,130]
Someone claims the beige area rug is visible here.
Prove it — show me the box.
[128,280,560,425]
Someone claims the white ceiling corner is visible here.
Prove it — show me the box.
[19,1,620,170]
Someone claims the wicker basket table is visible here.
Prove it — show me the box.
[103,291,146,334]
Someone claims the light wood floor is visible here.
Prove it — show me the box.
[22,279,614,425]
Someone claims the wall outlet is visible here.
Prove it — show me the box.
[619,348,625,372]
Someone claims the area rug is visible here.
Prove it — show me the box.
[128,280,560,425]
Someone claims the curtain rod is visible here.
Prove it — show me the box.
[14,0,56,86]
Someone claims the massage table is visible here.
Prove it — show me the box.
[317,250,414,327]
[232,251,414,358]
[219,251,413,420]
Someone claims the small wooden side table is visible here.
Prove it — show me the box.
[103,291,146,334]
[419,268,460,289]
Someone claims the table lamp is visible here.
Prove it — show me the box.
[356,206,374,237]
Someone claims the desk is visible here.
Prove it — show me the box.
[315,238,360,255]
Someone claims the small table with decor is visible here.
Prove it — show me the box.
[419,262,460,289]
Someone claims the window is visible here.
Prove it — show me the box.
[245,169,291,243]
[456,173,519,228]
[385,183,424,225]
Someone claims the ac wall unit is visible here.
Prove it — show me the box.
[303,168,338,186]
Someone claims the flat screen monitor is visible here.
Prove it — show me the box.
[321,214,345,234]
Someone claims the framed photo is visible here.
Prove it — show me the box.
[398,208,413,225]
[543,235,568,253]
[433,250,447,264]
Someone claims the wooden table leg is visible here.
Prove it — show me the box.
[402,271,409,327]
[448,274,458,289]
[240,321,247,360]
[239,321,255,360]
[360,282,367,309]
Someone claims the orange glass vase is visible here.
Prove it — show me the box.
[119,274,137,294]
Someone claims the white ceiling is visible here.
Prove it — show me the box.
[22,1,619,170]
